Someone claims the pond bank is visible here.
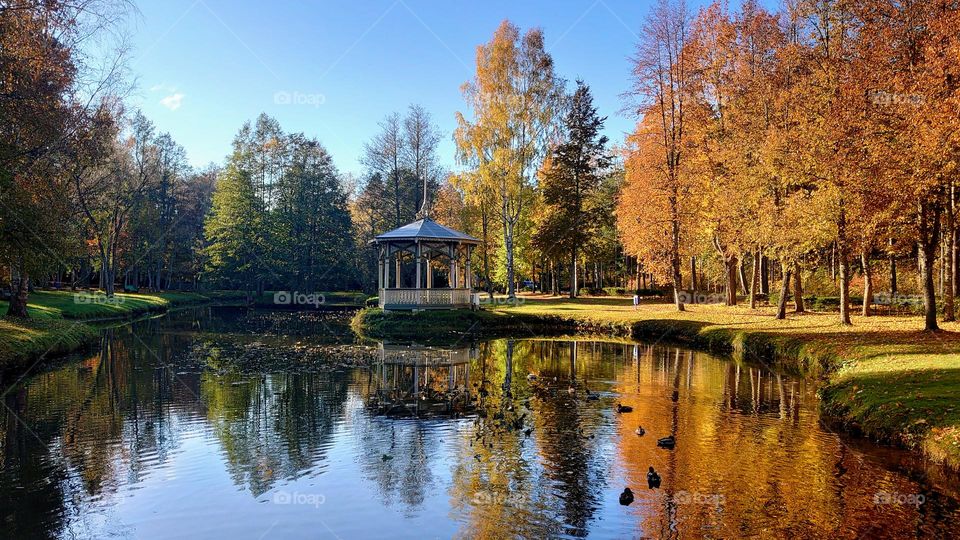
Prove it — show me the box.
[0,290,247,380]
[352,297,960,472]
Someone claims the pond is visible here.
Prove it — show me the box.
[1,307,959,539]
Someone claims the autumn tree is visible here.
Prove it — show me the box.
[0,0,129,315]
[854,0,960,331]
[624,0,696,310]
[71,108,159,297]
[456,20,562,298]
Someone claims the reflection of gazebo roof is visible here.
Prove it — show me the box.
[372,218,481,245]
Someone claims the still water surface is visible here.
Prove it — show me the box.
[1,307,959,539]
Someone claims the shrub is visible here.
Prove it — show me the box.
[578,287,607,296]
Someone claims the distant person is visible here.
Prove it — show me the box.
[633,294,640,310]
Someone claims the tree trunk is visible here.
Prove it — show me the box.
[7,273,30,318]
[760,255,769,295]
[690,256,698,291]
[830,242,837,284]
[918,198,942,331]
[862,250,873,317]
[838,206,852,325]
[670,186,684,311]
[505,220,516,299]
[726,257,738,306]
[749,250,760,309]
[793,263,804,313]
[945,182,955,321]
[738,258,749,295]
[890,257,897,296]
[838,255,851,325]
[920,239,939,331]
[776,268,792,320]
[672,257,685,312]
[569,247,578,299]
[635,258,642,294]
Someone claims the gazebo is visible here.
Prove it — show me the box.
[371,217,481,310]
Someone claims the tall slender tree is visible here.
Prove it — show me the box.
[625,0,695,311]
[535,80,610,298]
[456,20,562,298]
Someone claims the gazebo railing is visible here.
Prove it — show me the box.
[379,288,472,308]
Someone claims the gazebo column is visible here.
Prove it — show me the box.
[466,246,473,289]
[449,244,458,289]
[415,242,422,289]
[426,257,433,288]
[395,252,401,288]
[384,248,391,290]
[378,248,384,290]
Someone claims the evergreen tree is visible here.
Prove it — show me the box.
[535,80,610,297]
[203,163,265,294]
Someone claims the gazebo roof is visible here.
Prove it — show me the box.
[372,217,481,245]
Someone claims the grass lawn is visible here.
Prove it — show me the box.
[355,292,960,469]
[0,317,100,381]
[0,290,214,319]
[0,290,247,378]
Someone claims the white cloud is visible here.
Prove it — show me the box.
[160,92,184,111]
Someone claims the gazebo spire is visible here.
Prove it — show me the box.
[417,176,430,219]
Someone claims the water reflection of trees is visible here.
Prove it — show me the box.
[441,340,960,539]
[201,370,349,496]
[1,326,202,537]
[4,325,960,539]
[0,313,355,536]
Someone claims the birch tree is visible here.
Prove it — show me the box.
[455,20,562,298]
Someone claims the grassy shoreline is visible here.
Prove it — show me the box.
[353,295,960,471]
[0,290,247,380]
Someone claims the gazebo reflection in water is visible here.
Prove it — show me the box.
[368,343,477,417]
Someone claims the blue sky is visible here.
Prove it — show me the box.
[128,0,709,177]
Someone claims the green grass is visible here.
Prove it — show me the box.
[0,289,248,378]
[0,290,213,319]
[0,317,100,379]
[354,293,960,470]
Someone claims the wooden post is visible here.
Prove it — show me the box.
[384,247,391,290]
[450,244,458,288]
[377,250,384,291]
[466,246,473,289]
[415,242,422,289]
[395,252,401,289]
